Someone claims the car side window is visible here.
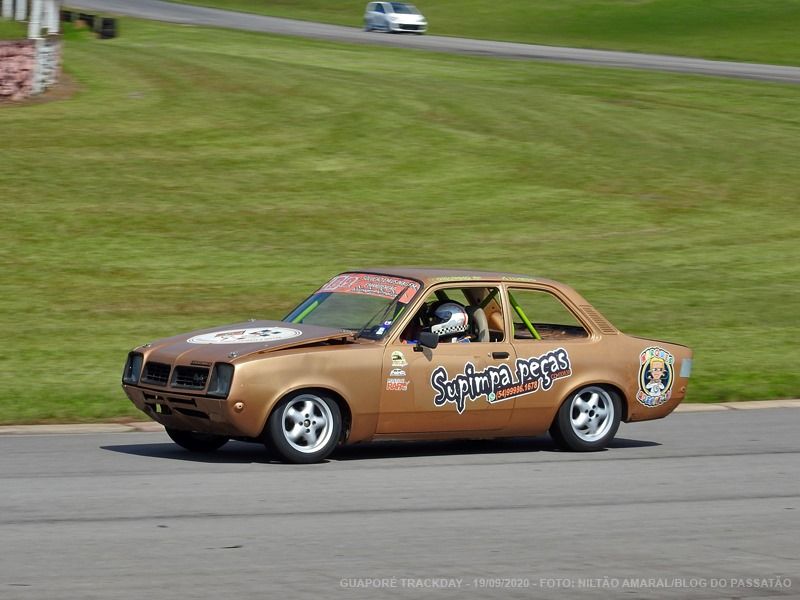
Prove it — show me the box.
[400,286,505,344]
[375,3,385,12]
[508,288,589,341]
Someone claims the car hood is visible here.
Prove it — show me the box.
[139,320,356,364]
[393,13,425,23]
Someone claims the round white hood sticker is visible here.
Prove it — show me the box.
[187,327,303,345]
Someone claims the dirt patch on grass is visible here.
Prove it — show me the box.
[0,71,80,107]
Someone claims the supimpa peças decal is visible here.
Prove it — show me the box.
[430,348,572,414]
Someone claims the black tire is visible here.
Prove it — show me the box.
[549,386,621,452]
[165,427,229,452]
[266,392,342,464]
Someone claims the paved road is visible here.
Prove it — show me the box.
[67,0,800,84]
[1,408,798,599]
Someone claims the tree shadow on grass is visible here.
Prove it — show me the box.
[101,435,659,464]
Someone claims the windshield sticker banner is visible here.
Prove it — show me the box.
[637,346,674,407]
[320,273,420,303]
[430,348,572,414]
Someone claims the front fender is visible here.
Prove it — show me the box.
[226,344,382,440]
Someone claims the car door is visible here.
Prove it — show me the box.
[376,284,516,434]
[367,2,383,28]
[504,285,595,428]
[364,3,371,26]
[372,2,387,29]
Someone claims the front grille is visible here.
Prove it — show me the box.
[172,366,210,390]
[141,362,171,386]
[400,24,421,30]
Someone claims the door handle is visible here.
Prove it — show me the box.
[491,351,510,359]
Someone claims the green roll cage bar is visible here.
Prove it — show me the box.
[290,299,319,323]
[507,290,542,340]
[431,287,543,341]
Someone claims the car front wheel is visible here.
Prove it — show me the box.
[266,392,342,463]
[549,386,620,451]
[165,428,229,452]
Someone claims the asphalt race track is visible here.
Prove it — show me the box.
[0,408,798,599]
[68,0,800,84]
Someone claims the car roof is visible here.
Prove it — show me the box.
[336,268,616,333]
[352,267,563,288]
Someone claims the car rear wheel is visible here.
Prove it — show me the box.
[266,392,341,464]
[165,428,229,452]
[549,386,620,451]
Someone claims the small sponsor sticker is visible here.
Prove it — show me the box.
[636,346,675,407]
[386,378,409,392]
[389,368,406,377]
[391,350,408,368]
[187,327,303,345]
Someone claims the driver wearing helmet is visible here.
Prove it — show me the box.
[426,301,472,343]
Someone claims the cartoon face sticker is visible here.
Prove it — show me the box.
[636,347,675,407]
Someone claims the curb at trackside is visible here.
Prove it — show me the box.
[0,421,166,435]
[0,399,799,435]
[673,399,800,412]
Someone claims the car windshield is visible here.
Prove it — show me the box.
[390,3,420,14]
[284,273,421,340]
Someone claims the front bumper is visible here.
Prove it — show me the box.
[123,384,242,437]
[389,22,426,33]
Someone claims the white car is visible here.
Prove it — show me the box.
[364,2,427,34]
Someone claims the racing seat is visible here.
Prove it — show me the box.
[466,306,490,342]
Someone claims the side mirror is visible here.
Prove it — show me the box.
[415,331,439,352]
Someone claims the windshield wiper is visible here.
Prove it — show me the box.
[354,285,410,340]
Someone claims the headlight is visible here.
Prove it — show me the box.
[122,352,144,385]
[207,363,235,398]
[390,15,399,21]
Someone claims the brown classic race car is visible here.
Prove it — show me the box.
[122,269,693,463]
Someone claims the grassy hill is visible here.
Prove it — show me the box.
[1,19,798,423]
[169,0,800,65]
[0,18,25,39]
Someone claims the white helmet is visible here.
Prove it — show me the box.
[430,302,469,337]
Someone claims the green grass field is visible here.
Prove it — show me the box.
[170,0,800,65]
[0,18,25,39]
[1,19,798,423]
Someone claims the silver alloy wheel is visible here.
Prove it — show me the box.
[569,386,615,442]
[280,394,335,454]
